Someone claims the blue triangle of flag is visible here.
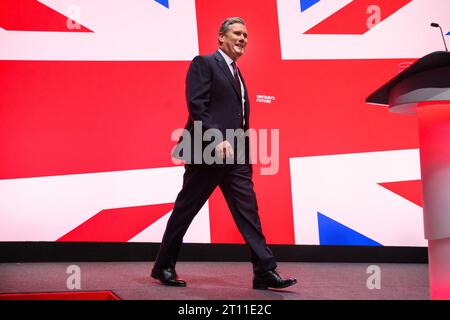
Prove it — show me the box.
[154,0,169,9]
[300,0,320,12]
[317,212,382,246]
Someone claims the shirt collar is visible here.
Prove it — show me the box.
[218,49,235,67]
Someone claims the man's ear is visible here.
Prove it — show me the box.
[218,33,224,44]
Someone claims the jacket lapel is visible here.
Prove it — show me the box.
[238,69,250,123]
[214,51,241,99]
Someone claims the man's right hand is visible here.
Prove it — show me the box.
[215,140,234,159]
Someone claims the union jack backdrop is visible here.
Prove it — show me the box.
[1,0,449,246]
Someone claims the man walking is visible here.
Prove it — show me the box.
[151,17,297,290]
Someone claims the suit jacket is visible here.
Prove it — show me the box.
[172,50,251,165]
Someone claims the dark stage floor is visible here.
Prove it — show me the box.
[0,261,429,300]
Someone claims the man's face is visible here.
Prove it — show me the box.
[219,23,248,61]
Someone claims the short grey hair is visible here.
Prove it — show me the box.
[219,17,246,35]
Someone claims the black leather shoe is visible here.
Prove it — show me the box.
[151,267,187,287]
[253,269,297,290]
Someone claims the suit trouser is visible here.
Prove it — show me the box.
[154,164,277,274]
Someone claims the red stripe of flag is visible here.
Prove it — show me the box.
[0,0,92,32]
[379,180,423,207]
[304,0,412,35]
[57,203,174,242]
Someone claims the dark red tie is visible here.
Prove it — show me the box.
[231,62,244,128]
[231,62,242,98]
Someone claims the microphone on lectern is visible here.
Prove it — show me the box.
[430,22,448,52]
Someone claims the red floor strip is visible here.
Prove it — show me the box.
[0,291,120,300]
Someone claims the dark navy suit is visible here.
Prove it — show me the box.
[154,51,277,274]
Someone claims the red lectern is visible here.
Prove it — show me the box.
[367,51,450,300]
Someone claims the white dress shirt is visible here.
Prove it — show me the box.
[218,49,246,126]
